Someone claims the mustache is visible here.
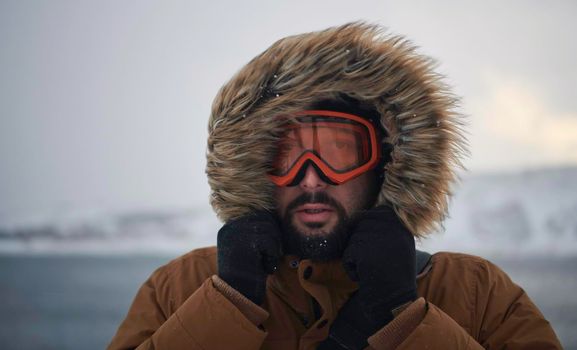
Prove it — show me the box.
[285,191,341,214]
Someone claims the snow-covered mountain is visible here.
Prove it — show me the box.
[1,167,576,256]
[420,166,577,257]
[0,208,221,254]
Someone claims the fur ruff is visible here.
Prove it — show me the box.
[206,22,467,237]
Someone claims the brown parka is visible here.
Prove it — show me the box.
[109,22,562,349]
[107,246,561,349]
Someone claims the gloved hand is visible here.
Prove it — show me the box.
[217,211,283,305]
[318,205,417,350]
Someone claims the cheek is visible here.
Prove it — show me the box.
[341,174,378,212]
[274,187,293,214]
[348,186,368,212]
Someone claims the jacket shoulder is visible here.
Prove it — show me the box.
[424,251,516,301]
[167,245,218,271]
[147,246,218,313]
[165,245,218,280]
[431,251,494,265]
[427,251,510,279]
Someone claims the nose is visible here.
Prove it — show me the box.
[299,164,328,191]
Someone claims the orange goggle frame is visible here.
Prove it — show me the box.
[269,110,381,186]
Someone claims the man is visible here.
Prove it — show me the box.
[108,23,561,349]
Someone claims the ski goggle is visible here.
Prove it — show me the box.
[269,110,381,186]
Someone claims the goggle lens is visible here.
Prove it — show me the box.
[270,111,380,186]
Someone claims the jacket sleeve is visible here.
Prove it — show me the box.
[107,267,268,350]
[366,298,484,349]
[366,259,562,350]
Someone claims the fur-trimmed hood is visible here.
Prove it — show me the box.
[206,22,467,237]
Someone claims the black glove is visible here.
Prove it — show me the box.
[318,206,417,350]
[217,211,283,305]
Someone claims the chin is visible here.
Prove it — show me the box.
[283,219,350,262]
[294,220,337,236]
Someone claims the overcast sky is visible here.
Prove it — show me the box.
[1,0,576,225]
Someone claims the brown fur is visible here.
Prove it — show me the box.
[206,22,467,237]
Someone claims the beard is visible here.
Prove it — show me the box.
[280,191,353,262]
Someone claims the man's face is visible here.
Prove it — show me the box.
[275,165,378,261]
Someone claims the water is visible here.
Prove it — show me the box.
[0,254,575,349]
[0,255,169,350]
